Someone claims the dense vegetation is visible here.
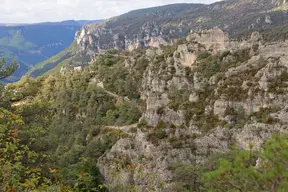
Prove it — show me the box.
[168,134,288,192]
[1,31,288,191]
[0,51,145,190]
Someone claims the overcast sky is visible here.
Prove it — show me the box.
[1,0,219,23]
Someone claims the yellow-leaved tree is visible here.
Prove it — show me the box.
[0,107,59,191]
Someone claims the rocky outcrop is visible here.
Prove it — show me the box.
[141,57,188,126]
[69,0,287,68]
[98,129,196,191]
[96,29,288,190]
[141,28,230,126]
[187,27,229,54]
[98,122,285,191]
[75,21,170,58]
[174,44,198,67]
[28,0,288,78]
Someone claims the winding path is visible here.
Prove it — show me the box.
[98,87,145,113]
[104,123,138,135]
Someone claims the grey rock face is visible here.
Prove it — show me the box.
[96,30,288,190]
[75,21,169,59]
[98,129,196,192]
[68,0,288,69]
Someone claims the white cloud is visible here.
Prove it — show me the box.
[0,0,218,23]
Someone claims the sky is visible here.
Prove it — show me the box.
[1,0,218,23]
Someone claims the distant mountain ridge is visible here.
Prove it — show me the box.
[0,20,102,27]
[30,20,103,26]
[28,0,288,78]
[0,20,102,83]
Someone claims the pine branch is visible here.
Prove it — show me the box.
[0,60,18,80]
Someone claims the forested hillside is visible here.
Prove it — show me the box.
[0,20,102,83]
[1,0,288,191]
[2,24,288,191]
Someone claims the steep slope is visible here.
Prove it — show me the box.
[33,0,288,77]
[91,28,288,191]
[8,26,288,191]
[76,0,287,55]
[0,20,102,82]
[26,42,80,78]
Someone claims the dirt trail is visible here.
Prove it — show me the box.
[100,88,145,112]
[104,123,138,135]
[11,100,28,107]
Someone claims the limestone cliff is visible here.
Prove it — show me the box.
[30,0,288,76]
[94,28,288,191]
[74,0,287,60]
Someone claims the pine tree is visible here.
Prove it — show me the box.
[203,134,288,192]
[0,59,18,80]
